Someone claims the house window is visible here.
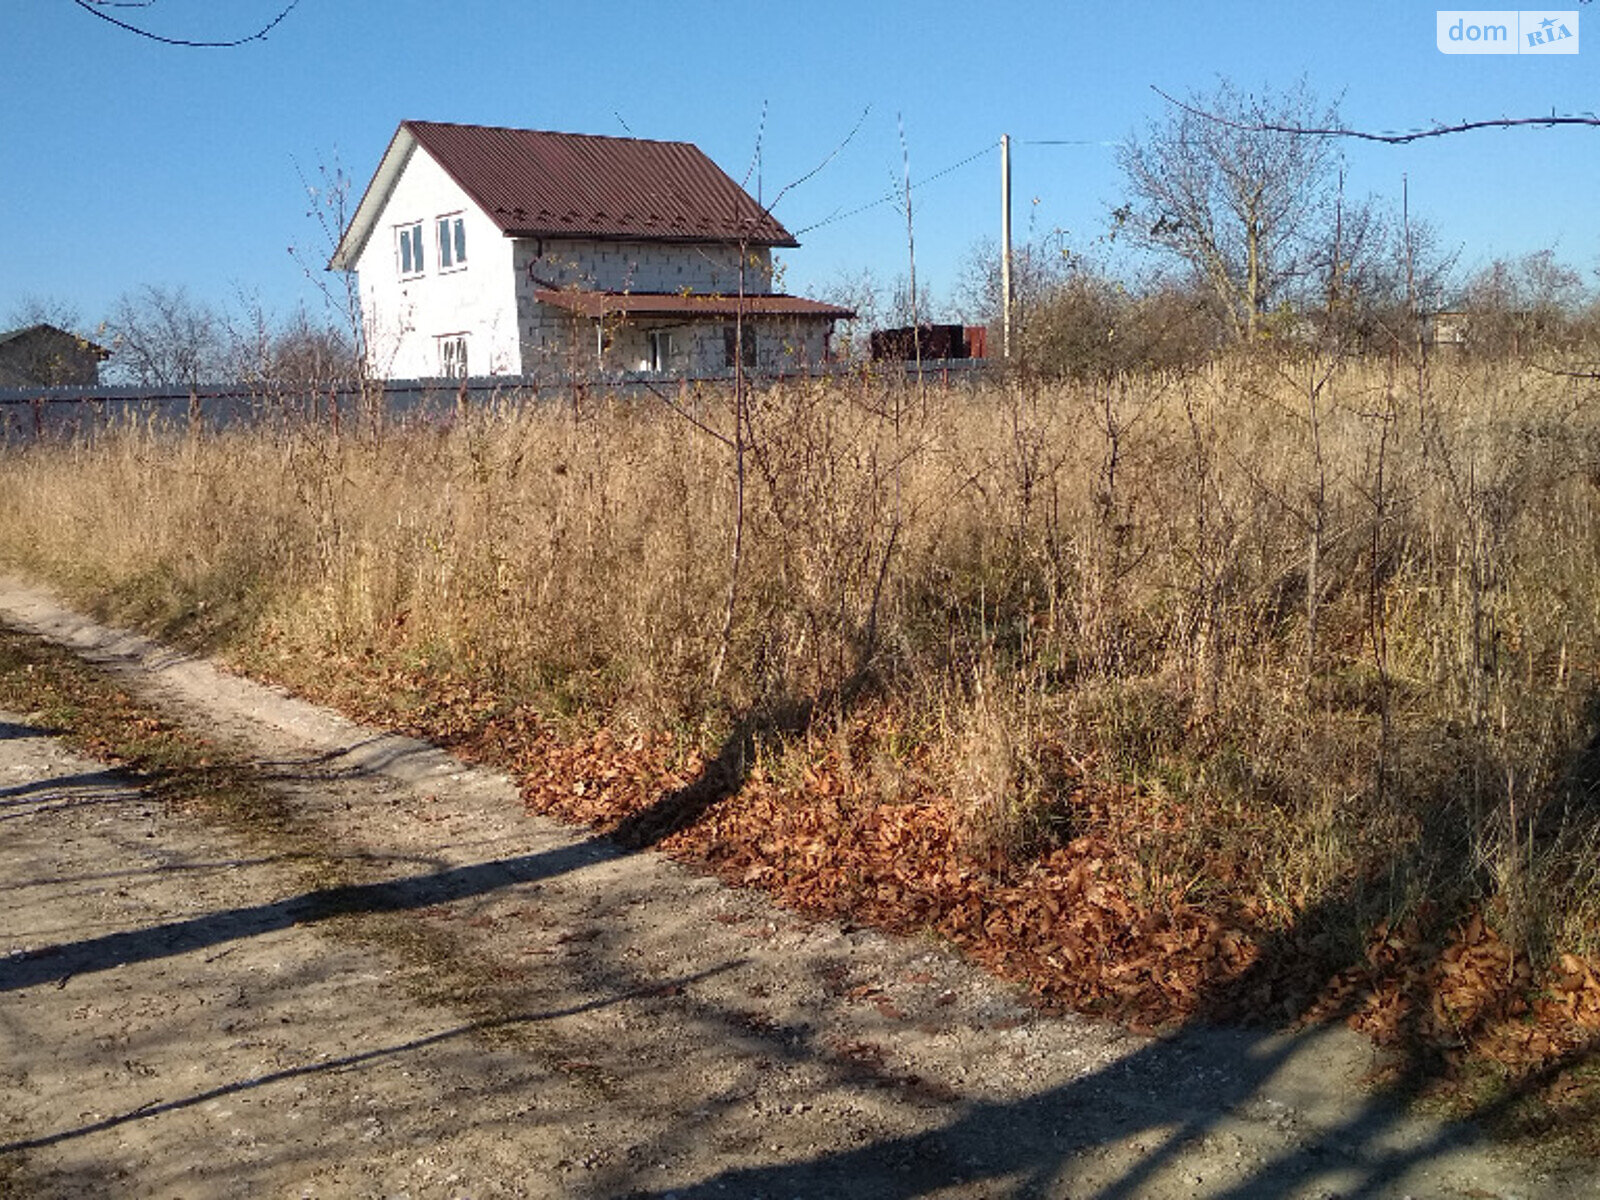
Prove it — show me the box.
[437,214,467,271]
[397,222,425,277]
[723,324,757,370]
[649,330,673,372]
[438,334,469,378]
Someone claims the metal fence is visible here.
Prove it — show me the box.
[0,362,995,444]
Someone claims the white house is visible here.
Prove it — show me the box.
[329,120,852,380]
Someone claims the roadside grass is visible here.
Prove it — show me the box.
[0,630,295,839]
[2,359,1599,1150]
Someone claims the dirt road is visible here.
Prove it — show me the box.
[0,578,1578,1198]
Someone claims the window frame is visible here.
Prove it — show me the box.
[723,323,758,371]
[437,213,467,273]
[437,333,469,379]
[396,221,425,279]
[649,329,674,373]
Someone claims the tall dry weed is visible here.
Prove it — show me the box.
[2,361,1599,959]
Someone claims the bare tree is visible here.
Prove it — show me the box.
[228,296,358,389]
[291,158,368,377]
[1117,79,1341,341]
[820,267,887,362]
[955,231,1076,354]
[1311,189,1455,351]
[6,295,86,335]
[888,274,938,328]
[266,310,358,387]
[103,284,228,386]
[1459,249,1587,356]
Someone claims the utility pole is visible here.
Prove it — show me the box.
[1000,133,1013,359]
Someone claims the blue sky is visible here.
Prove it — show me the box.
[3,1,1597,333]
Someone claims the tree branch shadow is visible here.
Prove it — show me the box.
[0,837,609,994]
[609,695,814,851]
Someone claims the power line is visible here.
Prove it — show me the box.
[1151,85,1600,145]
[1019,138,1119,147]
[70,0,303,47]
[793,141,999,236]
[792,134,1120,237]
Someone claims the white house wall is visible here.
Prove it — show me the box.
[352,145,519,379]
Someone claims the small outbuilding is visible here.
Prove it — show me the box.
[0,324,110,387]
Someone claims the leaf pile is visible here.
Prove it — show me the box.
[1309,912,1600,1071]
[486,711,1600,1064]
[258,650,1600,1092]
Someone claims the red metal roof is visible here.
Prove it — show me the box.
[405,121,798,247]
[533,291,854,320]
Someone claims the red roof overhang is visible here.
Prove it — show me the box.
[533,290,854,320]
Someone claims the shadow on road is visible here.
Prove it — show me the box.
[0,961,742,1158]
[0,719,61,742]
[0,837,609,994]
[0,767,138,824]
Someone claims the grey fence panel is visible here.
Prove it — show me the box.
[0,362,995,444]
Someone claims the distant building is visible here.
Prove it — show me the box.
[330,120,852,380]
[0,324,110,387]
[1422,311,1470,349]
[869,324,987,361]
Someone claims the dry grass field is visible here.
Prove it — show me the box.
[3,356,1599,1134]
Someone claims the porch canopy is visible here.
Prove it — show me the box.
[533,290,854,320]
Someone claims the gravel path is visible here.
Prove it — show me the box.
[0,577,1577,1198]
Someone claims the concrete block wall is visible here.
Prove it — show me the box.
[516,311,832,380]
[513,238,774,299]
[505,238,840,378]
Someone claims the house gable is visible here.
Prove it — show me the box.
[342,136,518,379]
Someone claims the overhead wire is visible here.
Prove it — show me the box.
[70,0,302,47]
[1020,138,1120,147]
[793,141,1000,236]
[791,133,1116,237]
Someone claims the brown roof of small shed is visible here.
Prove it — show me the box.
[405,121,798,247]
[533,290,853,320]
[0,324,110,357]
